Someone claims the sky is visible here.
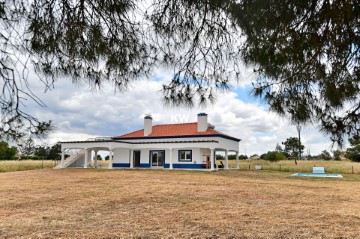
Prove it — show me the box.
[22,66,341,157]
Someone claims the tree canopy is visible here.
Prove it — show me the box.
[346,135,360,162]
[282,137,304,157]
[1,0,359,145]
[0,141,17,160]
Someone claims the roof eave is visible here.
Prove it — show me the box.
[112,134,241,142]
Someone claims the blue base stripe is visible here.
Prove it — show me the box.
[113,163,130,168]
[165,164,206,169]
[113,163,211,169]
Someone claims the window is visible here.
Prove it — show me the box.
[150,150,165,167]
[178,150,192,162]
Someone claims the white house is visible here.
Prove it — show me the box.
[56,113,241,170]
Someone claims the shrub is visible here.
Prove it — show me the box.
[264,151,286,162]
[238,154,248,160]
[333,150,342,161]
[320,150,332,160]
[345,145,360,162]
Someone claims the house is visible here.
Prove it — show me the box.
[56,113,241,170]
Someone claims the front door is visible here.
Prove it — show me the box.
[150,150,165,167]
[133,151,141,167]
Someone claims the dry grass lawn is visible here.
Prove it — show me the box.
[0,160,57,172]
[234,159,360,174]
[1,169,360,238]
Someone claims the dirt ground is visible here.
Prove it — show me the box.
[1,169,360,238]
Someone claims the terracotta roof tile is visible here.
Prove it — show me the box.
[112,122,240,141]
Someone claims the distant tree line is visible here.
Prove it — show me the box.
[227,135,360,163]
[0,139,63,160]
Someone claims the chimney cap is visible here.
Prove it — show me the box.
[197,113,207,116]
[144,114,152,119]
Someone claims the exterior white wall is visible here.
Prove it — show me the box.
[131,148,208,166]
[113,148,130,164]
[119,136,239,152]
[173,148,201,164]
[140,149,150,164]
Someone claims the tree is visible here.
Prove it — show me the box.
[238,154,248,160]
[34,145,50,159]
[18,137,35,157]
[320,150,332,161]
[333,150,342,161]
[0,141,17,160]
[346,136,360,162]
[235,0,360,146]
[282,137,304,164]
[1,1,359,146]
[47,143,62,160]
[263,151,286,162]
[216,154,224,160]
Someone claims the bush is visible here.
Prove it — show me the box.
[320,150,332,160]
[264,151,286,162]
[346,145,360,162]
[238,154,248,160]
[333,150,342,161]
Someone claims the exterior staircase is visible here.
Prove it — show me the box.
[54,149,89,168]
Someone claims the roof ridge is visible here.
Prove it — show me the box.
[153,122,197,126]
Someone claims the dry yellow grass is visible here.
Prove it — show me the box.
[227,159,360,174]
[0,160,57,172]
[1,169,360,238]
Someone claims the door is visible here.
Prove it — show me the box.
[133,151,141,167]
[150,150,165,167]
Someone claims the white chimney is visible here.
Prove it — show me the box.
[144,115,152,136]
[197,113,208,132]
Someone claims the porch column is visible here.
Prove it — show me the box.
[169,148,173,170]
[236,151,239,169]
[84,149,88,168]
[210,148,215,171]
[130,149,134,168]
[225,150,229,170]
[61,148,65,168]
[108,149,113,169]
[94,150,98,168]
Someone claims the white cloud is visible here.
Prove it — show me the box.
[23,71,334,156]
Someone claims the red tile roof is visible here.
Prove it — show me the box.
[112,122,240,141]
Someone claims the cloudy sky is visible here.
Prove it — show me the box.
[24,66,339,156]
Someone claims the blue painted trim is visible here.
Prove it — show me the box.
[112,134,240,142]
[149,150,166,167]
[178,149,192,162]
[113,163,130,168]
[165,164,205,169]
[197,113,207,116]
[139,163,151,168]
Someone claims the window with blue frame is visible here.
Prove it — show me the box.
[178,150,192,162]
